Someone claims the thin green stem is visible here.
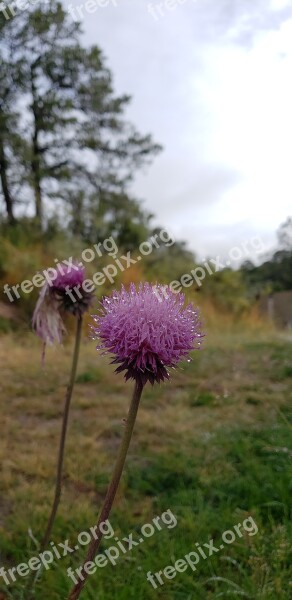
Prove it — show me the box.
[67,379,144,600]
[25,316,83,600]
[41,315,83,550]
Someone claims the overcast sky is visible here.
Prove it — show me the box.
[64,0,292,262]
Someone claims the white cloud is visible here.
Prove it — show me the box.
[190,20,292,237]
[64,0,292,259]
[270,0,292,10]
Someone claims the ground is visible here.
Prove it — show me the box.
[0,326,291,600]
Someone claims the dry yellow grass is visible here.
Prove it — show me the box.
[0,324,291,599]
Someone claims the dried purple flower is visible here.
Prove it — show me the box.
[91,283,203,385]
[32,283,66,347]
[32,261,93,350]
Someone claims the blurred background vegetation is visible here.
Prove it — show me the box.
[0,4,291,600]
[0,1,292,333]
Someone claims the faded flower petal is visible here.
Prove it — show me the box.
[32,284,66,346]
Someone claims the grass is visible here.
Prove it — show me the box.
[0,325,291,600]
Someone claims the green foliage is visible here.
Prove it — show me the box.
[144,234,197,283]
[76,369,103,384]
[0,0,161,239]
[241,218,292,296]
[242,252,292,295]
[201,267,251,315]
[0,315,13,332]
[189,390,216,407]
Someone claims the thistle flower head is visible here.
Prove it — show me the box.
[52,263,93,317]
[32,261,93,354]
[91,283,203,385]
[53,263,85,290]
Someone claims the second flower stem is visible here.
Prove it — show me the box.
[67,379,144,600]
[41,315,83,551]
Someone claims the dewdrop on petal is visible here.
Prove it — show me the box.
[91,283,203,385]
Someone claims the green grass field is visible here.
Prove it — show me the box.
[0,327,291,600]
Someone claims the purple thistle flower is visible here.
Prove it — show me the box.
[54,263,85,290]
[52,263,93,317]
[32,262,93,354]
[91,283,203,385]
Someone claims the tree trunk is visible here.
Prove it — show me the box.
[31,64,43,228]
[0,133,15,225]
[31,131,43,225]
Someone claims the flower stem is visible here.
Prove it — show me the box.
[40,315,83,550]
[67,379,144,600]
[25,316,83,599]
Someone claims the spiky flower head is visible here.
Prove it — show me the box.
[53,264,85,290]
[91,283,203,385]
[32,261,93,351]
[52,263,93,317]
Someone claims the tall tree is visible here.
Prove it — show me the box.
[2,0,161,234]
[10,2,82,226]
[0,15,25,224]
[277,217,292,250]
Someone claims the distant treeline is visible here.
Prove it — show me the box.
[241,218,292,296]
